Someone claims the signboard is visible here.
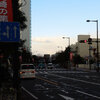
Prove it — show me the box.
[0,0,13,22]
[0,22,20,42]
[70,52,73,61]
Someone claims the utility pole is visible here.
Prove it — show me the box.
[86,20,99,72]
[89,44,92,70]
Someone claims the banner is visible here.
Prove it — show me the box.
[70,52,73,61]
[0,0,13,22]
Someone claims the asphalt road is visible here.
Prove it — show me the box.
[21,68,100,100]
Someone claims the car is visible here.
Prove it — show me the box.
[94,62,100,70]
[20,64,36,79]
[38,63,46,69]
[47,63,53,69]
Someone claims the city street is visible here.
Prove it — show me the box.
[0,1,100,100]
[21,68,100,100]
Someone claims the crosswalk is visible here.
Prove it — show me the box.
[35,68,88,74]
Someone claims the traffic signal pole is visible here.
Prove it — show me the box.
[88,38,92,70]
[79,39,92,70]
[86,20,99,72]
[89,44,92,70]
[96,21,99,72]
[13,44,21,100]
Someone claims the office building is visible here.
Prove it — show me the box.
[77,35,100,58]
[19,0,31,51]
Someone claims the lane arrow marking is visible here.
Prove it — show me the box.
[6,26,9,39]
[14,26,17,38]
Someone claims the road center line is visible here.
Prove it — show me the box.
[46,73,100,99]
[36,76,58,86]
[21,86,38,100]
[76,90,100,99]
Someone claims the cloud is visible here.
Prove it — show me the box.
[32,37,52,43]
[31,36,77,55]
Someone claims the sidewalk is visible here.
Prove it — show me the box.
[0,86,17,100]
[0,67,17,100]
[71,65,97,72]
[0,79,17,100]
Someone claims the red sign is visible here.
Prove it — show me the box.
[70,52,73,61]
[0,0,13,22]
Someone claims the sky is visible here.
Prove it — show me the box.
[31,0,100,55]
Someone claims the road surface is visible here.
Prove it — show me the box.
[21,68,100,100]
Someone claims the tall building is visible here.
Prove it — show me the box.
[19,0,31,51]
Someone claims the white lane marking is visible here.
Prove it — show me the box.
[76,90,100,99]
[21,86,38,100]
[48,73,100,86]
[58,94,74,100]
[46,73,100,99]
[61,90,69,94]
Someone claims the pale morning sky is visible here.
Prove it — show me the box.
[31,0,100,55]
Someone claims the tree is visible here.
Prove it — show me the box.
[73,54,84,68]
[64,47,71,61]
[55,51,66,64]
[12,0,27,30]
[54,47,71,68]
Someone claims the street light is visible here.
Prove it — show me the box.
[57,46,63,52]
[62,36,71,69]
[62,37,70,47]
[86,19,99,72]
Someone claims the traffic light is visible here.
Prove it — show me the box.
[88,38,92,44]
[79,40,87,43]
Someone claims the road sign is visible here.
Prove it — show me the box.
[0,22,20,42]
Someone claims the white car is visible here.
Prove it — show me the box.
[47,63,53,69]
[20,64,36,79]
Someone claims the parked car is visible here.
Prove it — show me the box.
[20,64,36,79]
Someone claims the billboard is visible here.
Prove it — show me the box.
[0,0,13,22]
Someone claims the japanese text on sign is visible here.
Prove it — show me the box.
[0,0,13,22]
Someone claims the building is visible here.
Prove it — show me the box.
[78,35,90,57]
[77,35,100,58]
[19,0,31,51]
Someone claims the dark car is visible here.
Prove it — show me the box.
[38,63,46,69]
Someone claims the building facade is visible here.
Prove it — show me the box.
[19,0,31,51]
[78,35,90,57]
[77,35,100,58]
